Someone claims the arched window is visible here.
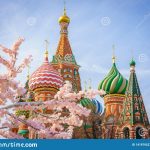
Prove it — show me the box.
[74,69,78,76]
[64,68,72,73]
[35,133,38,139]
[123,127,130,139]
[135,116,140,121]
[135,105,139,110]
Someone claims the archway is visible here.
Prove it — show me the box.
[136,127,143,139]
[123,127,130,139]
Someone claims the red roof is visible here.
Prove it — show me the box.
[56,34,73,57]
[29,57,63,91]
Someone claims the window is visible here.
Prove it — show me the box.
[74,69,78,76]
[64,68,72,73]
[135,116,140,120]
[35,133,38,139]
[135,104,139,110]
[64,74,72,78]
[123,127,130,139]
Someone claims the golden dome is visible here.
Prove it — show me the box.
[58,8,70,23]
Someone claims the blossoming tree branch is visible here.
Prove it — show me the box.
[0,39,105,139]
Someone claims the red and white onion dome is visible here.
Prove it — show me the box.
[29,50,63,91]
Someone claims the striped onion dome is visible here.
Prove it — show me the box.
[91,99,104,114]
[29,51,63,91]
[18,124,29,135]
[80,98,96,113]
[18,129,29,135]
[98,62,128,94]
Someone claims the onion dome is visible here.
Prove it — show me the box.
[91,99,104,114]
[98,56,128,95]
[79,98,96,113]
[58,8,70,24]
[18,129,29,135]
[18,124,29,136]
[130,58,136,66]
[29,49,63,91]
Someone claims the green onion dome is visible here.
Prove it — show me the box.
[79,98,96,113]
[18,129,29,135]
[130,59,136,66]
[18,124,29,135]
[98,63,128,95]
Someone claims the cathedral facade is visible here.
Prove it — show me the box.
[16,7,150,139]
[98,57,150,139]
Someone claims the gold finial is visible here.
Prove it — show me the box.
[84,81,87,92]
[45,40,49,58]
[27,65,30,80]
[112,44,116,63]
[58,0,70,24]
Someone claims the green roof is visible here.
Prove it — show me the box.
[18,129,29,135]
[98,63,128,94]
[130,59,136,66]
[79,98,96,112]
[120,64,149,126]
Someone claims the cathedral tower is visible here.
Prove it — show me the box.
[98,52,128,138]
[51,6,81,92]
[117,59,149,139]
[29,44,63,101]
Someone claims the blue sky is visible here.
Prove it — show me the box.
[0,0,150,117]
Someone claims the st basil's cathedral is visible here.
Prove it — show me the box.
[16,6,150,139]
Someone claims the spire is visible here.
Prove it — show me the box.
[58,1,70,24]
[120,59,149,126]
[63,0,67,16]
[51,4,81,92]
[44,40,49,62]
[53,4,75,59]
[130,58,136,72]
[112,44,116,64]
